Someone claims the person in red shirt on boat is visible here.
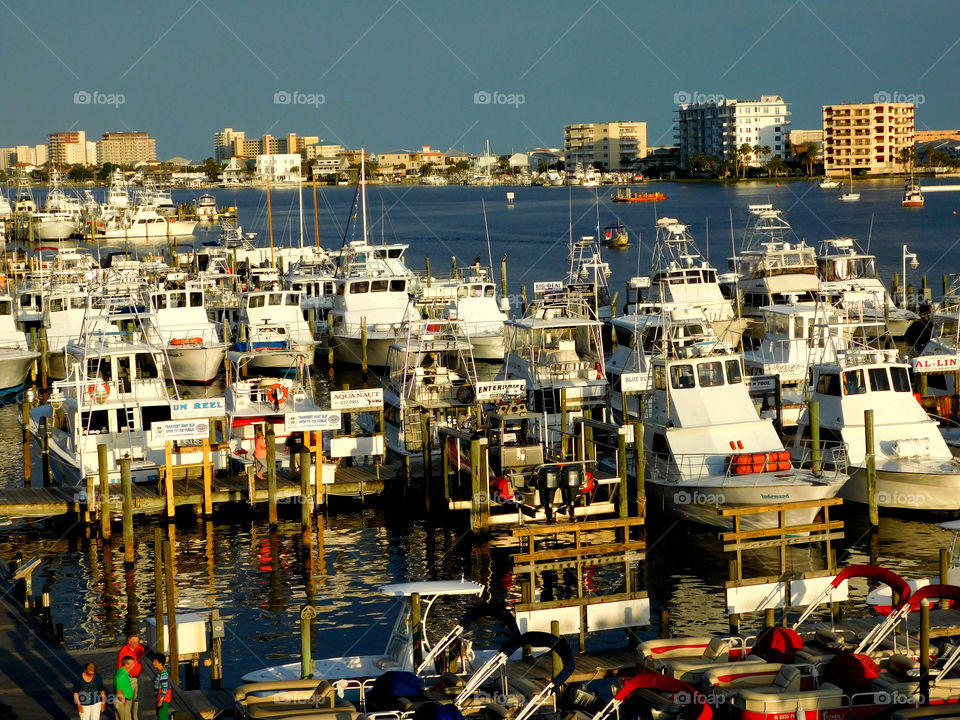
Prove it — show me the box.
[116,633,146,720]
[254,426,268,479]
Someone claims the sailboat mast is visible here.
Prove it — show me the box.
[360,148,369,244]
[266,173,275,266]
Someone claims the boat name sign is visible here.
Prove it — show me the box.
[620,373,648,393]
[533,281,563,294]
[152,419,210,442]
[746,374,778,392]
[330,388,384,409]
[475,380,527,401]
[286,411,342,431]
[171,398,226,419]
[913,355,960,373]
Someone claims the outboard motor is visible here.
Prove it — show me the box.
[538,465,560,523]
[560,464,582,520]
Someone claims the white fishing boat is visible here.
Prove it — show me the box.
[816,237,918,338]
[902,179,924,208]
[28,294,178,486]
[796,347,960,511]
[500,291,607,445]
[581,165,601,187]
[234,289,317,370]
[644,318,847,529]
[820,178,840,189]
[148,285,227,384]
[100,204,197,240]
[417,264,509,362]
[196,193,219,221]
[0,295,39,391]
[241,579,484,683]
[34,171,81,241]
[38,284,91,379]
[381,319,479,455]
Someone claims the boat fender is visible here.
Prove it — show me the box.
[736,440,744,449]
[456,384,475,404]
[580,471,596,493]
[266,383,289,407]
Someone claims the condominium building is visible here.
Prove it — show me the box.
[9,144,48,167]
[216,128,320,160]
[48,131,89,165]
[822,103,915,175]
[96,132,157,165]
[214,128,245,162]
[789,129,823,147]
[563,121,647,170]
[676,95,789,168]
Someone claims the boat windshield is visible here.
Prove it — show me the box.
[819,256,876,281]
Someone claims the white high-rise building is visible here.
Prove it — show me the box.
[563,121,647,170]
[676,95,790,168]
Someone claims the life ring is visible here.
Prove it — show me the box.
[456,384,475,404]
[87,383,110,400]
[266,383,288,406]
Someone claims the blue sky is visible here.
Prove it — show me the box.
[1,0,957,161]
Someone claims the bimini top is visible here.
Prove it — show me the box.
[939,519,960,532]
[379,579,484,598]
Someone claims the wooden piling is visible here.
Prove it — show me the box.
[632,421,645,514]
[39,416,50,487]
[920,599,930,705]
[267,426,278,526]
[164,442,175,520]
[550,619,562,681]
[728,559,741,634]
[21,399,31,487]
[469,438,489,533]
[202,425,213,517]
[941,549,951,609]
[153,528,165,655]
[120,458,134,566]
[520,284,528,315]
[300,604,316,679]
[500,255,508,304]
[617,427,628,519]
[411,592,423,670]
[38,327,48,388]
[360,317,368,375]
[764,607,775,628]
[421,414,432,512]
[210,609,223,689]
[659,609,669,639]
[300,448,312,532]
[865,409,878,526]
[98,444,110,539]
[425,256,431,287]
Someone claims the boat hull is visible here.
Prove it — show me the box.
[246,345,315,371]
[166,344,227,384]
[645,477,842,530]
[35,219,78,241]
[0,351,39,390]
[102,220,197,239]
[841,465,960,511]
[469,333,505,362]
[332,334,393,367]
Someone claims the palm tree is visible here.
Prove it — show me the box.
[738,143,753,177]
[766,156,785,177]
[760,145,771,174]
[804,144,820,177]
[896,146,917,174]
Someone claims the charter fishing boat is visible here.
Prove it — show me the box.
[234,289,317,371]
[417,264,509,362]
[500,290,607,444]
[819,178,841,189]
[816,237,918,338]
[903,179,924,207]
[643,317,846,529]
[99,203,198,240]
[380,319,479,455]
[34,171,81,241]
[28,293,178,486]
[0,294,39,392]
[147,285,227,384]
[196,193,219,221]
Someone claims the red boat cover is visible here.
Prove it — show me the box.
[748,626,804,663]
[824,651,880,695]
[614,673,712,720]
[908,584,960,610]
[834,565,912,610]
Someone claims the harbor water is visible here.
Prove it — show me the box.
[1,177,958,687]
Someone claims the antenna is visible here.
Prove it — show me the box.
[866,212,875,253]
[482,198,494,271]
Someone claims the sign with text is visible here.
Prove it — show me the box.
[913,354,960,373]
[286,410,342,432]
[475,380,527,401]
[533,280,563,294]
[152,419,210,442]
[171,398,226,419]
[330,388,383,410]
[746,374,779,393]
[620,373,649,393]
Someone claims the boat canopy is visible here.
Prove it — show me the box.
[378,579,484,597]
[610,673,712,720]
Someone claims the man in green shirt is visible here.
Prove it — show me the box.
[113,657,136,720]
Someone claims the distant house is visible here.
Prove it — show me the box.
[255,153,301,184]
[312,156,348,178]
[219,157,248,185]
[508,152,529,169]
[165,156,193,167]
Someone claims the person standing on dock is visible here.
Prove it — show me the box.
[153,653,171,720]
[116,634,145,720]
[113,657,136,720]
[254,426,267,480]
[73,662,106,719]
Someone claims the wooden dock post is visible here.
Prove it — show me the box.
[941,549,951,609]
[501,254,508,305]
[98,444,110,539]
[421,414,432,512]
[163,534,180,686]
[520,284,528,315]
[210,608,223,689]
[267,426,278,526]
[300,604,316,679]
[120,458,134,566]
[39,416,50,487]
[810,400,821,474]
[202,425,213,517]
[920,599,930,705]
[21,398,31,487]
[865,409,878,526]
[728,559,741,634]
[38,327,49,388]
[469,438,489,533]
[632,421,645,514]
[944,274,949,300]
[425,256,431,287]
[360,316,368,375]
[411,592,423,670]
[659,609,669,639]
[153,528,165,655]
[164,441,175,520]
[893,273,900,304]
[550,619,562,681]
[300,448,312,532]
[617,427,628,519]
